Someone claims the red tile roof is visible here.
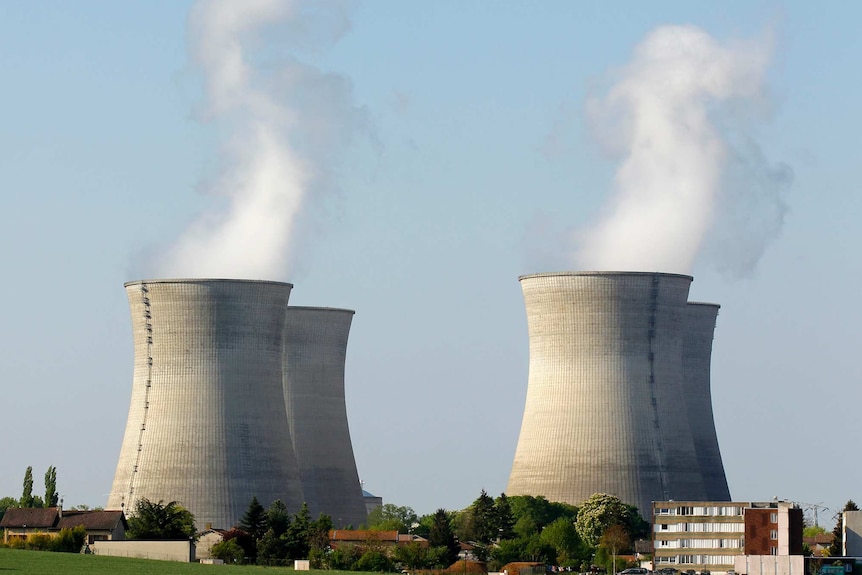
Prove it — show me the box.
[330,529,399,542]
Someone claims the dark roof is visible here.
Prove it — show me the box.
[0,507,60,529]
[58,510,126,531]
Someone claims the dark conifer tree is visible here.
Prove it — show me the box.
[495,494,516,540]
[429,508,460,567]
[239,496,268,542]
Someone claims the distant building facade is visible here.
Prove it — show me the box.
[652,501,803,574]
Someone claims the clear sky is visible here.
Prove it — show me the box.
[1,1,860,524]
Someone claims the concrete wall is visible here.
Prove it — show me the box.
[107,279,304,529]
[844,510,862,556]
[284,307,367,528]
[508,272,728,514]
[735,555,805,575]
[90,539,194,562]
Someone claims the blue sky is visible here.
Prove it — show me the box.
[1,0,860,522]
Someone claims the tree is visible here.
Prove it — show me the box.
[44,466,58,508]
[239,496,267,542]
[266,499,292,537]
[600,524,631,575]
[428,508,460,567]
[52,526,87,553]
[541,517,586,566]
[463,489,497,543]
[20,466,34,508]
[829,500,859,556]
[495,494,516,540]
[126,498,196,540]
[0,496,17,521]
[576,493,643,548]
[367,503,418,533]
[286,502,312,559]
[212,538,245,563]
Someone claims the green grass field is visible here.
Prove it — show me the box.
[0,548,380,575]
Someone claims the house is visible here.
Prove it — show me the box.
[0,507,126,545]
[0,507,61,543]
[329,529,429,555]
[58,510,127,544]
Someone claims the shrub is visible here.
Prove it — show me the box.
[211,538,245,563]
[52,526,87,553]
[354,549,394,572]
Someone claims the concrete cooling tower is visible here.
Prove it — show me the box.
[683,303,731,500]
[283,307,367,528]
[507,272,730,515]
[107,279,305,529]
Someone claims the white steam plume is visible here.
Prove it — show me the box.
[575,25,790,275]
[157,0,360,280]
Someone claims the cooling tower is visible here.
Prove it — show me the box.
[683,302,731,500]
[507,271,728,515]
[283,307,367,528]
[107,279,304,529]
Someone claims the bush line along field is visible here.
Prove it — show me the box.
[0,548,373,575]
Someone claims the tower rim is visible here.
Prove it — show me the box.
[124,278,293,288]
[519,271,694,282]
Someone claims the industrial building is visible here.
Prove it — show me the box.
[108,279,366,529]
[507,271,730,515]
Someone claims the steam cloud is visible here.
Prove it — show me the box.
[157,0,361,280]
[575,25,790,276]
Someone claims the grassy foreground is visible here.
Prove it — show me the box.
[0,548,378,575]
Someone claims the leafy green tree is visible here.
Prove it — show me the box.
[575,493,644,548]
[44,466,59,507]
[804,525,827,538]
[309,513,334,555]
[212,538,245,563]
[20,466,34,508]
[506,495,578,538]
[221,528,256,560]
[0,496,18,521]
[394,541,436,570]
[286,502,312,559]
[541,517,586,566]
[428,508,460,567]
[126,498,196,540]
[355,549,394,572]
[367,503,418,533]
[258,528,289,566]
[829,500,859,556]
[239,496,267,541]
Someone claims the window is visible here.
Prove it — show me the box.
[658,508,671,515]
[770,530,778,540]
[770,513,778,523]
[661,524,668,530]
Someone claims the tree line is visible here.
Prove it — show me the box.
[365,490,649,573]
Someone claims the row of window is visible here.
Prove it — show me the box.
[657,538,741,549]
[656,555,737,566]
[656,523,745,533]
[655,506,745,517]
